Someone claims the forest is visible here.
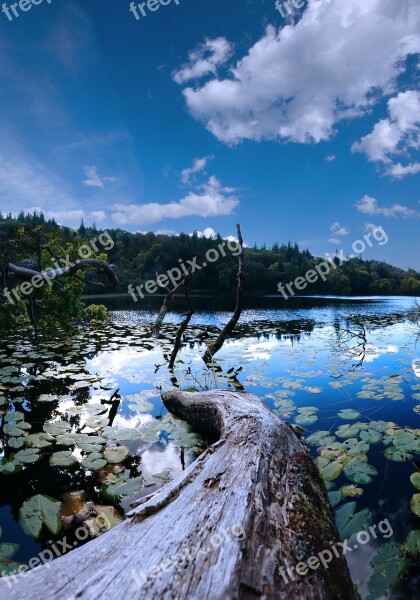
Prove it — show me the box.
[1,212,419,304]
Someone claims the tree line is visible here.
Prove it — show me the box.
[1,212,419,303]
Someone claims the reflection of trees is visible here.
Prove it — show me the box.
[0,339,142,558]
[333,316,367,371]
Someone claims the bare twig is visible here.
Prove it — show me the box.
[202,224,245,364]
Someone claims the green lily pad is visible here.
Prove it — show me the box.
[410,472,420,490]
[335,501,372,540]
[50,451,78,467]
[19,494,62,538]
[103,446,129,464]
[294,413,318,426]
[153,470,173,482]
[337,409,361,420]
[81,454,107,470]
[403,530,420,558]
[360,429,382,444]
[336,423,362,438]
[0,457,23,475]
[24,433,54,449]
[305,431,336,446]
[340,484,364,498]
[411,494,420,517]
[103,471,145,499]
[328,490,343,507]
[344,458,378,484]
[320,460,344,481]
[14,448,40,464]
[384,447,413,462]
[366,542,411,600]
[0,543,22,574]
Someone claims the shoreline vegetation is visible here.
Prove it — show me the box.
[1,213,419,301]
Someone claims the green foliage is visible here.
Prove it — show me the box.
[0,215,113,338]
[84,304,108,322]
[2,213,418,303]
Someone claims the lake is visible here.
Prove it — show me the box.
[0,295,419,599]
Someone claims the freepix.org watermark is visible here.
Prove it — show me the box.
[277,225,389,299]
[128,238,242,301]
[1,511,112,588]
[1,0,53,22]
[3,230,114,306]
[279,517,393,585]
[129,0,181,21]
[132,522,246,588]
[275,0,306,20]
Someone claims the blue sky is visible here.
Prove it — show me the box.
[0,0,419,269]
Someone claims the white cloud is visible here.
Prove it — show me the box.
[90,210,106,222]
[365,223,381,233]
[181,155,214,184]
[352,91,420,177]
[192,227,217,239]
[385,162,420,179]
[355,195,419,218]
[328,238,341,245]
[111,176,238,226]
[82,165,118,188]
[325,154,336,162]
[174,0,420,145]
[330,222,349,235]
[172,38,233,85]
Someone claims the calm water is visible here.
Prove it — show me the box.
[0,296,419,598]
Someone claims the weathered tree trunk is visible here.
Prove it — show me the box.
[3,391,357,600]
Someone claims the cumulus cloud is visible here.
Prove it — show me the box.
[110,176,238,226]
[325,155,336,162]
[173,38,233,85]
[355,195,419,218]
[174,0,420,145]
[330,222,349,236]
[181,155,214,184]
[352,91,420,177]
[82,165,118,188]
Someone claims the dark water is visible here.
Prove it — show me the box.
[0,295,419,598]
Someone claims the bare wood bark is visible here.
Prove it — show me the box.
[202,224,245,363]
[151,268,191,338]
[4,390,357,600]
[5,259,118,286]
[168,277,194,370]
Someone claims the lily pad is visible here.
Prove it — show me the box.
[411,494,420,517]
[337,409,361,420]
[153,470,173,482]
[103,446,129,464]
[410,472,420,490]
[366,542,411,600]
[305,431,336,447]
[384,447,413,462]
[403,530,420,558]
[336,423,362,439]
[81,454,107,470]
[50,451,78,467]
[320,460,344,481]
[328,490,343,507]
[103,471,144,499]
[335,501,372,540]
[0,542,22,574]
[19,494,62,538]
[344,458,378,484]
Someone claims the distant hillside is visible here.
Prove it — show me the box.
[1,212,419,297]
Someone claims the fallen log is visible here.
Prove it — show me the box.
[3,391,357,600]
